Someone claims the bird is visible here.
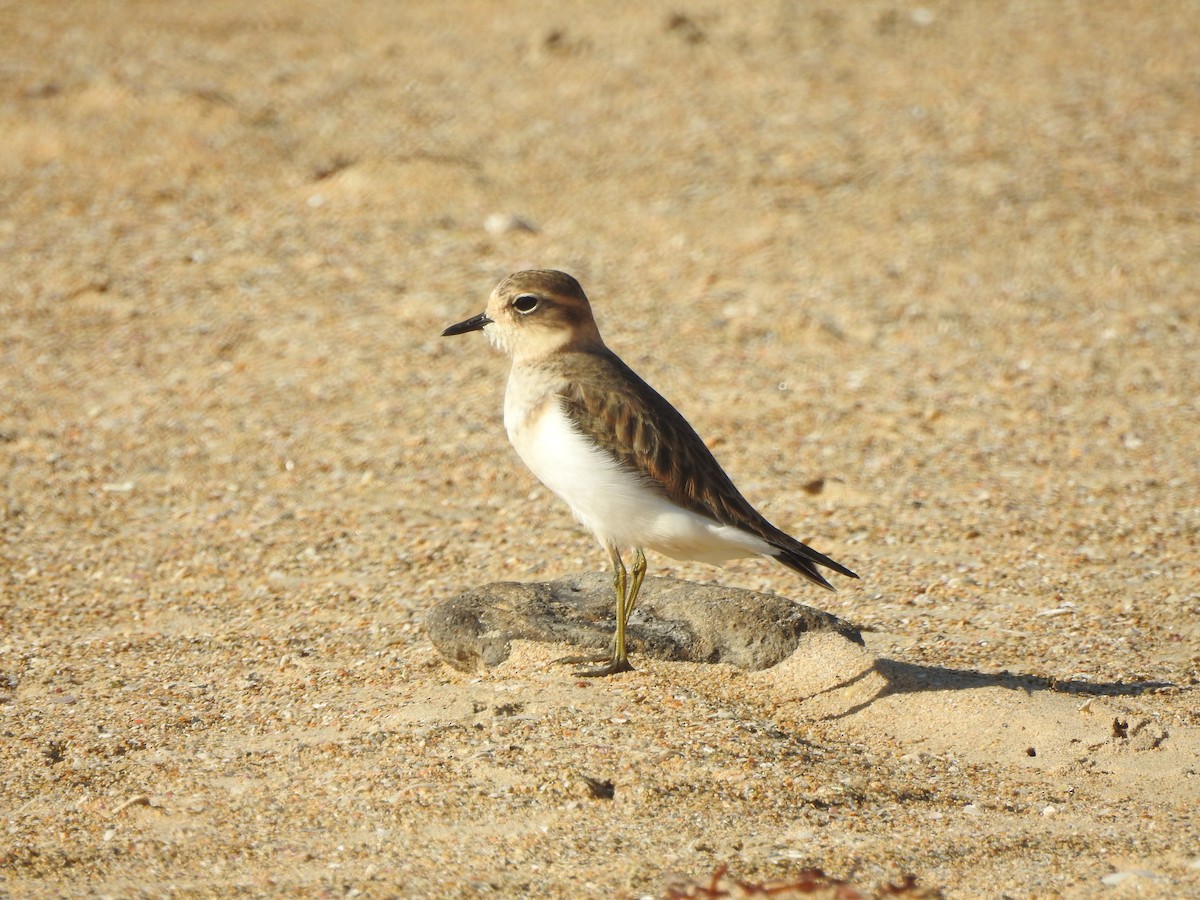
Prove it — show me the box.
[442,269,858,676]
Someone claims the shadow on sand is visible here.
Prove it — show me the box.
[808,655,1182,721]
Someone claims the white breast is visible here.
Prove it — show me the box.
[504,380,770,564]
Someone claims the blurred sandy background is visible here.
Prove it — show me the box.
[2,1,1198,896]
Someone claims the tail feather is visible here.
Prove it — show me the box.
[770,538,859,592]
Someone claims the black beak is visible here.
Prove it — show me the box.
[441,312,492,337]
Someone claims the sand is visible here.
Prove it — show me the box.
[2,1,1198,896]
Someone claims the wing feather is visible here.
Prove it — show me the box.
[556,350,857,586]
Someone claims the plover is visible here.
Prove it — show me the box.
[443,270,858,675]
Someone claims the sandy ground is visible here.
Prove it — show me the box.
[2,1,1199,896]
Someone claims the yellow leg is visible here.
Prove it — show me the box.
[575,545,640,677]
[624,547,647,624]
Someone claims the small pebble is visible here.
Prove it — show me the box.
[1100,869,1162,886]
[484,213,538,235]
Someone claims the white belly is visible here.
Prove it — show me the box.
[505,392,770,564]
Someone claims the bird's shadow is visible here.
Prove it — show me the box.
[804,655,1181,721]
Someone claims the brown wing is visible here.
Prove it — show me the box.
[556,349,857,586]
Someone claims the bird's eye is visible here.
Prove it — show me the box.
[512,294,540,314]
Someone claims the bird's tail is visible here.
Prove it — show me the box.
[769,538,859,592]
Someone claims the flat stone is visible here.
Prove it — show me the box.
[425,573,863,672]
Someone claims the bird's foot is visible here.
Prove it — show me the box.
[554,650,611,666]
[572,655,635,678]
[553,648,636,677]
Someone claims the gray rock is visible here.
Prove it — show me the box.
[425,573,863,672]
